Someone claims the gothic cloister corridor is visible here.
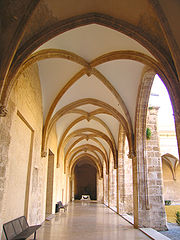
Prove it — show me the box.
[0,1,180,239]
[35,202,151,240]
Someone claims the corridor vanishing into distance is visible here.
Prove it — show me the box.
[35,202,150,240]
[1,1,180,237]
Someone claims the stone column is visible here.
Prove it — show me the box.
[117,126,125,214]
[103,161,108,205]
[134,107,167,230]
[97,176,103,202]
[145,107,167,230]
[124,141,133,214]
[117,126,133,215]
[131,154,139,229]
[109,151,117,211]
[71,175,75,201]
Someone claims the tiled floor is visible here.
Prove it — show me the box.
[33,202,151,240]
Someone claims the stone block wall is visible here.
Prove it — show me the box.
[146,107,167,230]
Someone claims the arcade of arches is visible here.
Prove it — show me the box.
[0,0,180,236]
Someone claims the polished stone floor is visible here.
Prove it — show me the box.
[34,202,151,240]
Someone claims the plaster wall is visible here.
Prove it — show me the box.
[4,114,32,219]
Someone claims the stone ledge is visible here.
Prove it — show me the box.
[140,228,171,240]
[121,214,170,240]
[121,214,134,224]
[105,208,170,240]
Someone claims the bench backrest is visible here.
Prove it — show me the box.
[3,216,29,240]
[59,201,64,207]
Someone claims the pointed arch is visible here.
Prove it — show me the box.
[69,153,103,178]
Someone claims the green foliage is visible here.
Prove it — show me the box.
[146,128,151,140]
[165,200,171,206]
[176,211,180,225]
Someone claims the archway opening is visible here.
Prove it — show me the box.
[74,160,97,200]
[148,74,179,223]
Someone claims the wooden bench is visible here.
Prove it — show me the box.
[56,201,67,212]
[3,216,41,240]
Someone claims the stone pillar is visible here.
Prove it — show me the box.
[109,151,117,211]
[134,107,167,230]
[117,126,125,214]
[145,107,167,230]
[103,161,108,205]
[131,154,139,229]
[72,175,75,201]
[97,176,103,202]
[124,140,133,214]
[117,126,133,215]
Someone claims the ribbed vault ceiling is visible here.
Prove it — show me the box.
[30,23,158,174]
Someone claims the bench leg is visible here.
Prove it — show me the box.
[34,231,36,240]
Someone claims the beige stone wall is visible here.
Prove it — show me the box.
[0,64,45,237]
[0,62,68,239]
[0,100,17,235]
[162,161,180,203]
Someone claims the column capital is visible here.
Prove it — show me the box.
[128,150,136,159]
[0,105,8,117]
[41,150,47,158]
